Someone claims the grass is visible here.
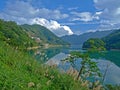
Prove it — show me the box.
[0,42,88,90]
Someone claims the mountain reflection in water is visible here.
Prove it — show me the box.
[46,53,120,85]
[30,47,120,85]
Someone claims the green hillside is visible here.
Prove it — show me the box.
[82,30,120,50]
[0,42,89,90]
[0,19,88,90]
[0,19,37,49]
[21,24,68,45]
[82,38,106,51]
[103,30,120,50]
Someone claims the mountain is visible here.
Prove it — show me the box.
[61,30,113,46]
[82,38,106,51]
[0,19,36,49]
[102,30,120,50]
[0,19,68,49]
[21,24,68,45]
[82,30,120,50]
[0,20,88,90]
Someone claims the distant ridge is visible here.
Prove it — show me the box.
[61,30,114,46]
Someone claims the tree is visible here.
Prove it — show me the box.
[82,38,106,51]
[62,51,102,89]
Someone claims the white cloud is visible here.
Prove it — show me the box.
[95,11,102,15]
[0,0,72,37]
[4,0,38,18]
[115,7,120,15]
[37,8,69,20]
[0,0,68,22]
[93,0,120,23]
[74,31,82,35]
[93,0,120,30]
[30,18,73,37]
[86,30,97,33]
[94,0,98,3]
[70,12,99,22]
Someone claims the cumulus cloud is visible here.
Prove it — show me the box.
[95,11,102,15]
[92,0,120,30]
[93,0,120,24]
[70,12,99,22]
[38,8,68,20]
[0,0,72,36]
[68,0,120,30]
[4,0,38,18]
[0,0,68,22]
[30,18,73,37]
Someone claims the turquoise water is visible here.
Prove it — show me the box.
[31,47,120,67]
[89,51,120,67]
[30,46,120,85]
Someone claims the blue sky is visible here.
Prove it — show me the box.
[0,0,120,36]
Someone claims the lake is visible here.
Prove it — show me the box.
[29,45,120,85]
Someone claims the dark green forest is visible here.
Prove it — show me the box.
[103,30,120,50]
[82,30,120,50]
[0,19,37,49]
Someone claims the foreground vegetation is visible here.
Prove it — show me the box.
[0,42,89,90]
[0,19,88,90]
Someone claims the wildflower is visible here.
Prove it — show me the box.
[28,82,35,88]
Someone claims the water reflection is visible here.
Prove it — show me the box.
[46,53,120,85]
[29,47,63,63]
[89,51,120,67]
[29,47,120,84]
[97,60,120,85]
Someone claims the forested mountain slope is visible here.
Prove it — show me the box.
[21,24,69,45]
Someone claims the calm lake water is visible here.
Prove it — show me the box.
[29,45,120,85]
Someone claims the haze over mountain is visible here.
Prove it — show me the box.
[61,30,113,46]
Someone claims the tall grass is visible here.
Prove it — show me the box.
[0,43,88,90]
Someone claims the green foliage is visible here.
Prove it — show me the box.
[0,19,37,49]
[0,42,88,90]
[21,24,69,45]
[82,38,106,51]
[106,84,120,90]
[63,51,102,89]
[0,19,88,90]
[82,30,120,50]
[102,30,120,50]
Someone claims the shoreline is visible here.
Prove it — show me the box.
[27,44,70,50]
